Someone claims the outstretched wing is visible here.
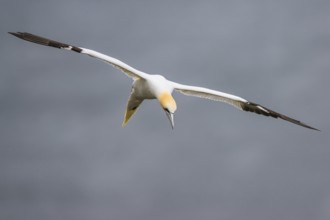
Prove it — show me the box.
[9,32,318,130]
[9,32,148,80]
[173,82,319,130]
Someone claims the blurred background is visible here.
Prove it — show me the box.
[1,0,329,219]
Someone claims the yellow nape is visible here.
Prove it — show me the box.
[122,109,137,127]
[159,92,177,112]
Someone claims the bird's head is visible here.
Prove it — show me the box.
[159,92,177,129]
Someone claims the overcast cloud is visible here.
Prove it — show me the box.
[1,0,330,220]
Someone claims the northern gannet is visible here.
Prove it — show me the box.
[9,32,318,130]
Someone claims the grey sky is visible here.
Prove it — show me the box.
[1,0,329,220]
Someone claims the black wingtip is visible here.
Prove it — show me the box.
[9,32,51,46]
[9,31,83,53]
[299,124,320,131]
[9,32,28,39]
[307,126,320,131]
[241,101,320,131]
[279,115,320,131]
[8,32,21,38]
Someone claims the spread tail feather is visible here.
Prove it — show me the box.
[122,94,143,127]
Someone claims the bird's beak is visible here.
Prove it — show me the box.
[165,111,174,129]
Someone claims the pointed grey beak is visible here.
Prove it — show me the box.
[165,110,174,129]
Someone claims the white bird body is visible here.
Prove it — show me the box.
[9,32,318,130]
[132,77,158,100]
[135,75,174,99]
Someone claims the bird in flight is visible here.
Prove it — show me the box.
[9,32,318,130]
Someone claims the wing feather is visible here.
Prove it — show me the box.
[173,82,318,130]
[173,83,247,109]
[9,32,147,80]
